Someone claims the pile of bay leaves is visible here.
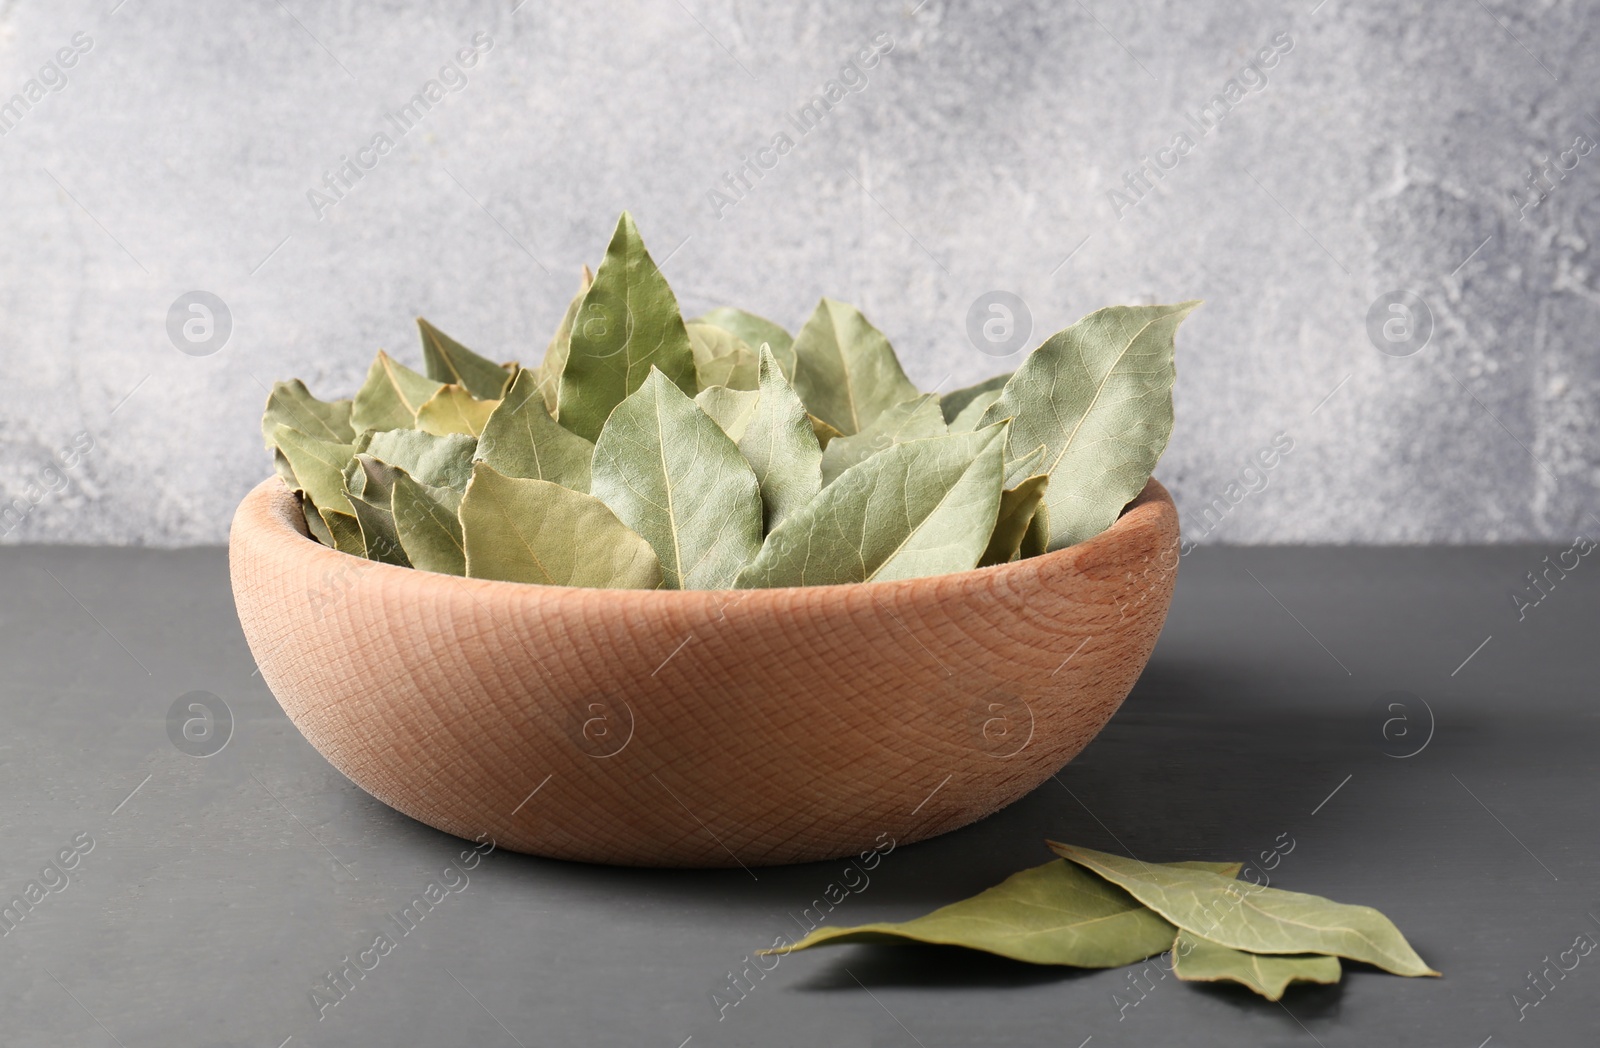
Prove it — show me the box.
[769,842,1437,1000]
[262,213,1198,589]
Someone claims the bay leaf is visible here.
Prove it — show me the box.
[738,346,822,531]
[810,414,843,450]
[341,455,408,566]
[589,369,763,590]
[980,473,1049,567]
[261,380,353,448]
[300,495,334,545]
[695,386,762,443]
[688,322,760,391]
[318,505,365,556]
[392,468,465,576]
[273,425,356,517]
[475,368,594,491]
[1171,930,1341,1000]
[735,425,1007,589]
[940,372,1011,423]
[819,393,947,486]
[416,384,500,437]
[460,463,662,589]
[1020,500,1050,560]
[1049,843,1438,977]
[362,430,477,493]
[416,317,511,400]
[272,447,298,488]
[557,213,698,442]
[949,389,1002,433]
[695,306,795,379]
[789,298,920,436]
[538,265,593,414]
[980,303,1200,549]
[350,350,444,434]
[1004,443,1048,488]
[765,859,1244,967]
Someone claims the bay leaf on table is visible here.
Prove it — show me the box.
[416,384,500,438]
[460,463,662,589]
[939,372,1011,424]
[1171,930,1341,1000]
[949,388,1002,433]
[261,380,353,449]
[695,306,795,379]
[1049,843,1439,977]
[475,368,594,491]
[765,859,1244,967]
[589,368,763,590]
[980,473,1049,567]
[273,425,356,518]
[980,303,1200,549]
[350,350,444,434]
[416,317,511,400]
[694,386,762,443]
[392,468,465,576]
[556,213,698,442]
[538,265,593,414]
[734,425,1007,589]
[738,346,821,531]
[687,322,760,391]
[819,393,947,486]
[363,430,477,493]
[789,298,920,436]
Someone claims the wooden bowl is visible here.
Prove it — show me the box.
[229,477,1179,867]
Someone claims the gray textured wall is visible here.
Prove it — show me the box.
[1,0,1594,546]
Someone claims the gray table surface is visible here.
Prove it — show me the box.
[2,544,1596,1047]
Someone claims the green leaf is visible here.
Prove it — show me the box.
[273,426,356,517]
[949,389,1002,433]
[981,303,1199,549]
[980,473,1048,567]
[557,213,698,441]
[417,318,511,400]
[475,369,594,491]
[318,505,365,556]
[300,496,334,545]
[695,306,795,379]
[341,455,408,566]
[1171,931,1341,1001]
[688,322,760,391]
[940,372,1012,423]
[819,393,946,486]
[589,369,763,590]
[362,430,477,493]
[392,468,465,576]
[416,384,500,437]
[735,425,1007,589]
[694,386,762,443]
[351,351,444,434]
[738,346,822,531]
[789,299,920,436]
[1020,500,1050,560]
[538,265,593,415]
[460,463,662,589]
[1049,843,1438,978]
[765,858,1244,967]
[261,380,353,449]
[810,414,843,449]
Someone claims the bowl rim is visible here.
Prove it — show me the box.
[233,475,1177,600]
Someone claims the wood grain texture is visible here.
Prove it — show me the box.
[228,476,1180,867]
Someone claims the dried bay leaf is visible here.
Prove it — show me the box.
[738,347,821,531]
[392,469,465,576]
[789,299,920,436]
[417,317,511,400]
[981,303,1199,549]
[538,265,593,414]
[589,369,763,590]
[342,455,408,566]
[1049,843,1438,978]
[363,430,477,493]
[818,393,947,486]
[416,384,500,437]
[939,372,1011,423]
[460,464,662,589]
[949,389,1002,433]
[735,426,1007,589]
[809,414,843,449]
[687,322,760,391]
[351,351,444,434]
[557,213,698,442]
[980,473,1048,567]
[475,369,594,491]
[261,380,353,448]
[318,505,365,556]
[273,426,356,518]
[1171,931,1341,1000]
[694,386,762,443]
[696,306,795,379]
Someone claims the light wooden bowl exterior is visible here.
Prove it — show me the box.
[229,477,1179,867]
